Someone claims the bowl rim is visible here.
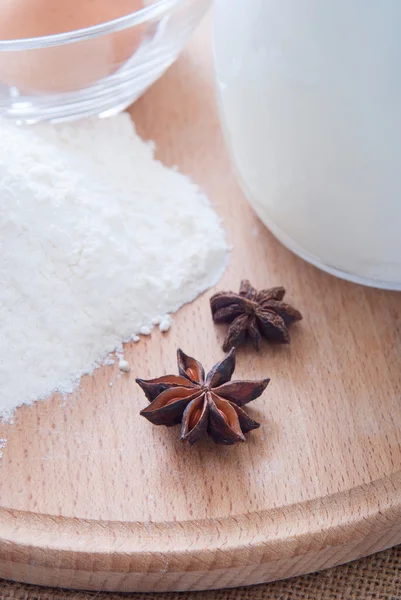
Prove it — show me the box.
[0,0,182,51]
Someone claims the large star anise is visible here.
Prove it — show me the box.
[210,280,302,351]
[137,349,269,446]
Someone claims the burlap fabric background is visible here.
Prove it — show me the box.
[1,545,400,600]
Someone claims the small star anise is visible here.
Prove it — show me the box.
[210,280,302,351]
[137,348,269,446]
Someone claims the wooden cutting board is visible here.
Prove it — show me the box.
[0,19,400,593]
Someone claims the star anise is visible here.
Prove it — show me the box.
[137,348,269,446]
[210,280,302,351]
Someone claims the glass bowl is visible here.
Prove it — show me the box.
[0,0,211,124]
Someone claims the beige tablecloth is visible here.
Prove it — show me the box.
[1,545,400,600]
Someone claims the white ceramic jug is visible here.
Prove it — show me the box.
[214,0,401,290]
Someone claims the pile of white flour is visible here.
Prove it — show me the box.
[0,114,228,420]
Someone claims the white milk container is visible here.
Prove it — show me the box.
[214,0,401,290]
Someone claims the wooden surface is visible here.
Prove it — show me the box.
[0,19,400,593]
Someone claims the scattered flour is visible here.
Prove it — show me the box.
[118,358,130,373]
[0,439,6,459]
[159,314,172,332]
[0,113,228,420]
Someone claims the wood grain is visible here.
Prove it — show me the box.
[0,17,400,592]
